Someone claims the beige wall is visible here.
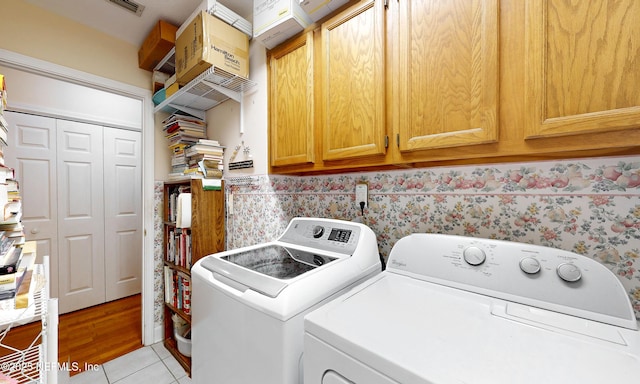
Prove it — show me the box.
[0,0,150,90]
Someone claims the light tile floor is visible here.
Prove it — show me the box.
[69,342,191,384]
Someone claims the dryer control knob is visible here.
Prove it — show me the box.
[463,246,486,266]
[557,263,582,282]
[519,257,541,274]
[312,225,325,238]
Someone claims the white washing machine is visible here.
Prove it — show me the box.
[304,233,640,384]
[191,217,381,384]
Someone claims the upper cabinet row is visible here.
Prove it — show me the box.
[268,0,640,174]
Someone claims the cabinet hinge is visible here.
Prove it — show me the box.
[384,0,389,9]
[384,135,389,148]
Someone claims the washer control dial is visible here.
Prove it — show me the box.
[519,257,541,274]
[463,246,486,266]
[312,225,325,238]
[557,263,582,282]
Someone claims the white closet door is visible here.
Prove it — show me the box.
[3,112,59,298]
[57,119,105,313]
[104,127,142,301]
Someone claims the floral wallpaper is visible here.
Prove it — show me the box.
[154,155,640,331]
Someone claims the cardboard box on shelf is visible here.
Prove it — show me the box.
[166,82,181,98]
[253,0,312,49]
[300,0,351,22]
[176,11,250,85]
[164,73,177,89]
[138,20,179,71]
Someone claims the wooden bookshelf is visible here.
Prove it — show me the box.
[162,178,224,376]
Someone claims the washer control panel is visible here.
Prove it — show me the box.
[278,218,362,255]
[386,234,636,328]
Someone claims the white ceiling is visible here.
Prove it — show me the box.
[25,0,254,47]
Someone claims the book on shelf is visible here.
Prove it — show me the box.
[165,228,191,269]
[0,222,25,245]
[0,164,13,183]
[4,200,21,221]
[162,112,205,127]
[0,246,31,300]
[165,130,207,144]
[169,142,189,154]
[201,178,223,191]
[171,153,187,167]
[163,266,192,315]
[197,138,221,147]
[0,210,21,226]
[185,143,224,157]
[165,124,207,137]
[0,241,19,274]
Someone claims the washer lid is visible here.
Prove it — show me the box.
[201,245,336,298]
[305,274,640,384]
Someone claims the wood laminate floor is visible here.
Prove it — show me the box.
[1,294,142,376]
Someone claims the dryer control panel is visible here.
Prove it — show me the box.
[387,233,637,329]
[278,218,363,255]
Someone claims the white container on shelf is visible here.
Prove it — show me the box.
[299,0,350,22]
[254,0,312,49]
[174,330,192,357]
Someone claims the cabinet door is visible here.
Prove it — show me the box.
[525,0,640,138]
[397,0,499,151]
[321,0,386,160]
[268,32,315,167]
[104,127,142,301]
[57,119,105,314]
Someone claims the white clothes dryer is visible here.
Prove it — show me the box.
[304,233,640,384]
[191,217,381,384]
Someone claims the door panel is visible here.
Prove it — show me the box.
[3,112,59,297]
[57,119,105,313]
[524,0,640,138]
[66,234,97,293]
[104,127,142,301]
[269,32,315,167]
[397,0,499,150]
[321,0,386,160]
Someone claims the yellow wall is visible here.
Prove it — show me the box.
[0,0,150,90]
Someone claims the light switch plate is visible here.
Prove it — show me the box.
[356,182,368,208]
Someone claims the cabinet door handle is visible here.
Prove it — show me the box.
[31,228,39,234]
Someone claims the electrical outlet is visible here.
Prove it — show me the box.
[356,183,368,208]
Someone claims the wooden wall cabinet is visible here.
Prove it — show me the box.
[395,0,499,153]
[268,0,640,174]
[524,0,640,139]
[268,32,316,167]
[320,0,387,161]
[162,178,224,376]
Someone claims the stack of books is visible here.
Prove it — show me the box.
[0,73,28,303]
[163,113,207,178]
[185,138,225,179]
[163,112,225,184]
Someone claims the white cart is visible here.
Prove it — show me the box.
[0,255,59,384]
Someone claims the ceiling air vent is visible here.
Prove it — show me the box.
[106,0,145,17]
